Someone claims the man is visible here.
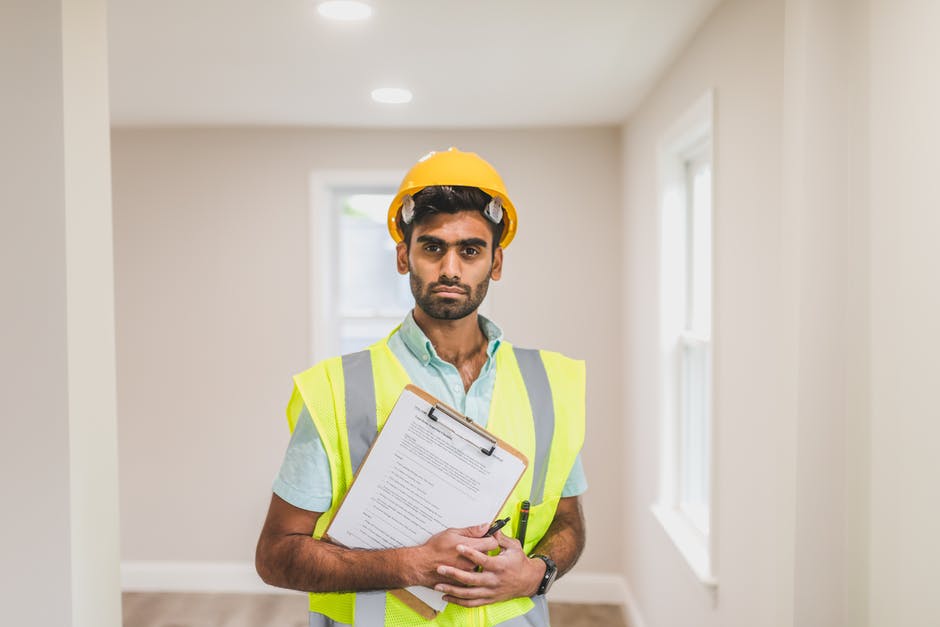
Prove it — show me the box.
[256,148,587,626]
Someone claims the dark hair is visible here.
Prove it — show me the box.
[398,185,504,250]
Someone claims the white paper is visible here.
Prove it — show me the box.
[327,387,527,611]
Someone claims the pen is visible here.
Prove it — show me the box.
[476,516,511,572]
[517,500,530,548]
[484,516,511,537]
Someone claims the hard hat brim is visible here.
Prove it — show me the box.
[387,187,517,249]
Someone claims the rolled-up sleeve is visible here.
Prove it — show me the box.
[272,406,333,512]
[561,454,588,497]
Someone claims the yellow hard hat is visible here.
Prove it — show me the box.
[387,147,518,248]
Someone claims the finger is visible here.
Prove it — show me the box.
[444,597,490,608]
[437,563,494,587]
[434,576,495,598]
[438,586,494,607]
[455,543,490,569]
[454,556,478,571]
[463,535,499,554]
[494,530,521,550]
[453,522,490,537]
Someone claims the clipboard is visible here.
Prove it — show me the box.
[323,384,529,619]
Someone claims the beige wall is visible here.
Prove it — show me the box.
[8,0,938,622]
[111,127,624,575]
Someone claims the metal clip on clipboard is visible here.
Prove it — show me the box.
[427,403,497,456]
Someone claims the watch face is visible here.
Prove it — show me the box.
[545,562,557,586]
[534,555,557,595]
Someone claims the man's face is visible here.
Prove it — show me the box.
[396,210,503,321]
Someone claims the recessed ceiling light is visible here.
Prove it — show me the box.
[317,1,372,21]
[371,87,413,104]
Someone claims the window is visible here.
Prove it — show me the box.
[334,190,414,353]
[652,92,717,587]
[310,171,412,362]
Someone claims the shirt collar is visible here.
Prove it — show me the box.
[399,310,503,364]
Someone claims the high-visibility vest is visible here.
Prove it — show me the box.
[286,336,585,626]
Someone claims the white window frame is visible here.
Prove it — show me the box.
[309,170,403,364]
[651,90,718,589]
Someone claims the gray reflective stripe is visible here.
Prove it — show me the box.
[496,596,551,626]
[307,590,386,626]
[514,348,555,506]
[309,612,348,626]
[337,354,387,625]
[354,590,386,625]
[341,350,377,473]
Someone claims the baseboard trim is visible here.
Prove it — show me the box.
[621,577,648,627]
[122,562,630,607]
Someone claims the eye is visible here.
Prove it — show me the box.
[463,247,481,257]
[423,243,442,254]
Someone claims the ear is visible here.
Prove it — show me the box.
[490,247,503,281]
[396,242,409,275]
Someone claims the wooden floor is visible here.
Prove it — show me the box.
[122,592,627,627]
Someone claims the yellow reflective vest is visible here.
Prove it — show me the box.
[286,336,585,626]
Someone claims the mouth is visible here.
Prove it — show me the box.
[431,286,467,296]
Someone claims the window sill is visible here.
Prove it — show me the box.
[651,504,718,589]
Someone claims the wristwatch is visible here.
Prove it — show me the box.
[531,554,557,596]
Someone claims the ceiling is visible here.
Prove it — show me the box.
[108,0,722,128]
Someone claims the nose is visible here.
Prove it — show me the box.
[439,248,461,281]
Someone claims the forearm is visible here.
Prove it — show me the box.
[530,496,585,578]
[255,497,497,595]
[257,533,422,593]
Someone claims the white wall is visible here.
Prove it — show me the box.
[621,1,792,625]
[624,0,940,625]
[783,0,870,627]
[781,1,870,626]
[0,1,121,625]
[63,1,123,624]
[1,3,72,622]
[110,128,624,581]
[869,1,940,624]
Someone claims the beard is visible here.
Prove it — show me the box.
[410,266,491,321]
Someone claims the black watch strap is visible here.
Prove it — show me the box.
[531,554,557,596]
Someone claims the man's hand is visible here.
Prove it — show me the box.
[431,495,586,607]
[432,532,544,607]
[410,523,500,588]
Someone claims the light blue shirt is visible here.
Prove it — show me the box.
[274,313,587,511]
